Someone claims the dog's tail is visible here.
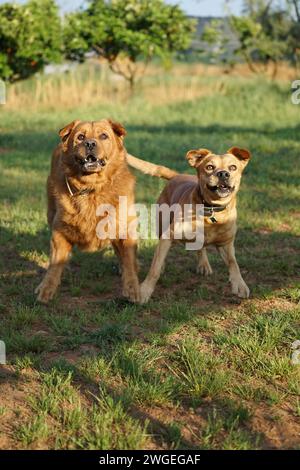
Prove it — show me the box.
[126,153,178,180]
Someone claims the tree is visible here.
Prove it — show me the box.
[64,0,195,90]
[289,0,300,21]
[287,0,300,68]
[0,0,62,82]
[200,0,297,76]
[201,19,232,68]
[231,1,291,76]
[202,0,291,77]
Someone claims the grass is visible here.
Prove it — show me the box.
[0,62,300,449]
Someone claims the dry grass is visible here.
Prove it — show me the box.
[169,62,299,81]
[5,60,298,112]
[5,61,214,111]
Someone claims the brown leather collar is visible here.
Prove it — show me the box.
[203,204,228,216]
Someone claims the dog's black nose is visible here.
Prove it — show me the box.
[86,154,97,163]
[85,139,97,151]
[217,170,230,180]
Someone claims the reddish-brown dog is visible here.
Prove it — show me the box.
[35,119,141,303]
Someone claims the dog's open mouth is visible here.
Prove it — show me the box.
[207,183,234,198]
[79,156,107,173]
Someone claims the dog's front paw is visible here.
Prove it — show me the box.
[197,261,213,276]
[35,281,57,303]
[231,279,250,299]
[122,279,141,303]
[140,282,154,304]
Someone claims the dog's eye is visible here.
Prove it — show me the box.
[77,134,85,141]
[206,164,215,171]
[100,133,108,140]
[229,165,237,171]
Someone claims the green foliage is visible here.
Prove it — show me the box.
[201,19,230,64]
[287,1,300,65]
[64,0,195,87]
[0,0,62,82]
[230,3,290,68]
[202,0,299,73]
[202,19,225,46]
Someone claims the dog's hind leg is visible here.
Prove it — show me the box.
[197,248,213,276]
[35,230,72,303]
[140,238,172,303]
[217,241,250,299]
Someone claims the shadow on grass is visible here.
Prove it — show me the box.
[127,121,300,138]
[1,121,300,160]
[0,220,299,306]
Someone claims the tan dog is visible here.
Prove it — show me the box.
[36,119,145,303]
[140,147,251,303]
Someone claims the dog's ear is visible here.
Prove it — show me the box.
[186,149,211,168]
[108,119,127,139]
[227,147,251,164]
[59,120,80,150]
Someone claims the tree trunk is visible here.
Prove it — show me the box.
[292,0,300,23]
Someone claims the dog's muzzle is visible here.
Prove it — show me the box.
[207,182,234,198]
[79,154,107,173]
